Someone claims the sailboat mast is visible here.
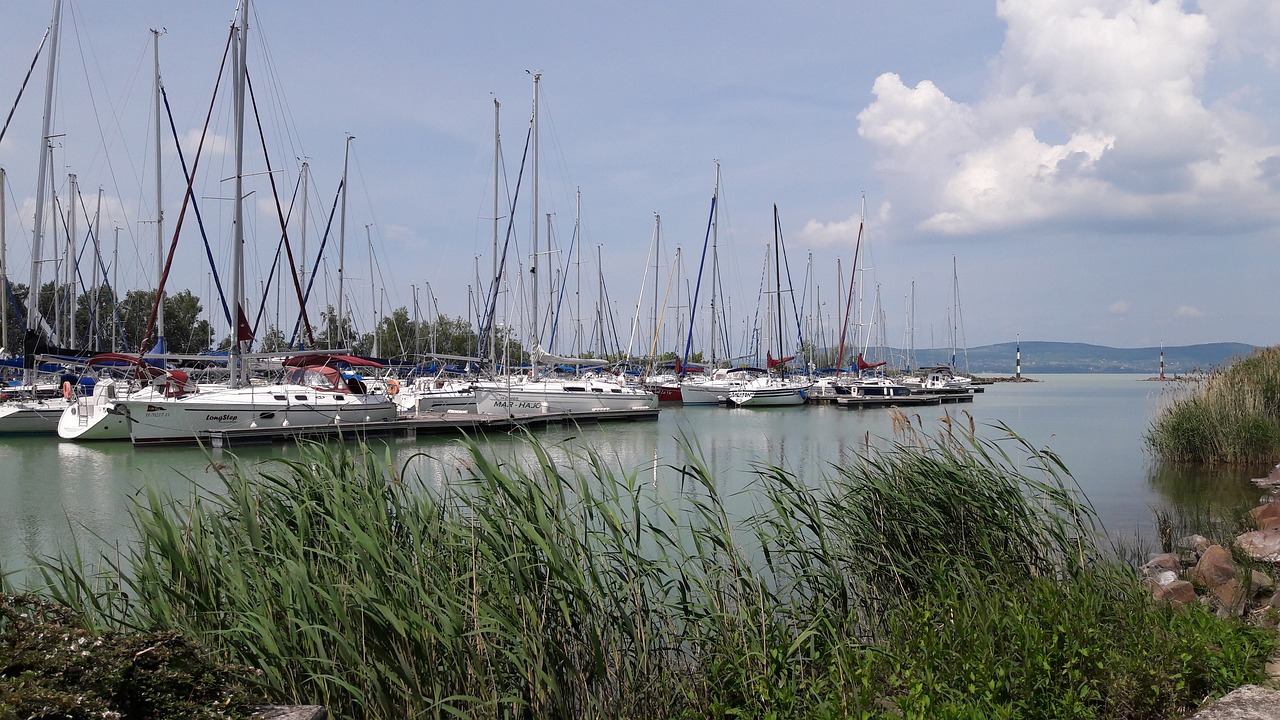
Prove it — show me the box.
[92,186,101,350]
[652,212,660,359]
[530,71,541,353]
[230,0,249,387]
[709,162,720,365]
[298,161,309,314]
[111,226,119,352]
[0,166,6,353]
[26,0,60,350]
[367,223,377,357]
[491,97,500,365]
[67,173,77,347]
[950,256,968,372]
[773,205,783,370]
[337,133,353,348]
[575,189,582,355]
[152,28,165,348]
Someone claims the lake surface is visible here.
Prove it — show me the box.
[1,374,1267,582]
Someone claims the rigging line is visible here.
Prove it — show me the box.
[774,209,805,354]
[246,2,305,166]
[0,27,49,148]
[546,211,578,351]
[477,126,533,355]
[138,23,234,354]
[350,151,396,306]
[749,243,766,364]
[245,68,313,346]
[67,6,147,224]
[289,177,341,347]
[247,168,300,342]
[160,85,231,329]
[834,221,863,373]
[680,194,716,373]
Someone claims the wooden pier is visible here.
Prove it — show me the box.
[835,392,974,409]
[207,407,661,448]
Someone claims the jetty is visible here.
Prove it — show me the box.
[207,407,660,448]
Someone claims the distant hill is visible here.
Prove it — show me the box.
[863,342,1259,374]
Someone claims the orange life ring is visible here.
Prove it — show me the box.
[386,377,400,395]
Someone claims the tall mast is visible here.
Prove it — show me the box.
[230,0,249,387]
[67,173,76,347]
[297,161,309,313]
[575,188,582,356]
[652,212,660,358]
[337,133,353,348]
[26,0,61,356]
[709,162,720,365]
[92,186,101,350]
[0,166,6,353]
[152,28,165,349]
[367,223,377,357]
[530,71,541,352]
[773,205,783,369]
[111,225,119,352]
[490,97,499,365]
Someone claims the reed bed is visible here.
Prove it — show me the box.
[15,422,1275,719]
[1147,346,1280,464]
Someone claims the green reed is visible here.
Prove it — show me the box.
[17,421,1275,719]
[1147,347,1280,464]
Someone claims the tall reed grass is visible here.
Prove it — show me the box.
[1147,346,1280,464]
[18,420,1275,719]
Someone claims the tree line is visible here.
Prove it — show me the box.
[0,280,523,362]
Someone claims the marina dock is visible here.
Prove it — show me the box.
[207,407,661,448]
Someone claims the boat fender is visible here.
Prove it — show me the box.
[62,380,73,400]
[386,377,400,395]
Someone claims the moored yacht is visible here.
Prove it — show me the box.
[474,373,656,416]
[117,355,396,445]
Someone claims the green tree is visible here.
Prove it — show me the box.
[115,289,214,354]
[314,305,362,351]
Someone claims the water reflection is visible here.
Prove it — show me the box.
[3,375,1242,580]
[1147,461,1266,512]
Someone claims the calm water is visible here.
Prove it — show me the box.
[0,374,1267,580]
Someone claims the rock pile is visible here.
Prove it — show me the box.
[1141,500,1280,619]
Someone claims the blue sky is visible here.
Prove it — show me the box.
[1,1,1277,355]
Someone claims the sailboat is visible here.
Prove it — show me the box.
[679,164,753,405]
[0,0,79,435]
[471,72,654,417]
[114,0,396,445]
[726,205,811,407]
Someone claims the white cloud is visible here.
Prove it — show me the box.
[797,214,859,248]
[1175,304,1205,318]
[857,0,1280,238]
[1198,0,1280,68]
[1109,300,1130,314]
[179,129,231,161]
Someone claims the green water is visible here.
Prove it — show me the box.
[0,374,1265,580]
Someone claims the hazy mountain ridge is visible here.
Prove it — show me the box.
[874,341,1258,374]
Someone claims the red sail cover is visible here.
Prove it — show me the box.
[767,352,795,369]
[856,353,887,370]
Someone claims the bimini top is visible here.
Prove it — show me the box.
[281,354,384,369]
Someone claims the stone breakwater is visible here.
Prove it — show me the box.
[1140,465,1280,718]
[1141,500,1280,618]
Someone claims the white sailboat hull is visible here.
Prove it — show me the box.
[727,379,812,407]
[474,378,656,416]
[118,384,397,445]
[0,398,74,434]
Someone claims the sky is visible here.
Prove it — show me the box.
[1,0,1278,355]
